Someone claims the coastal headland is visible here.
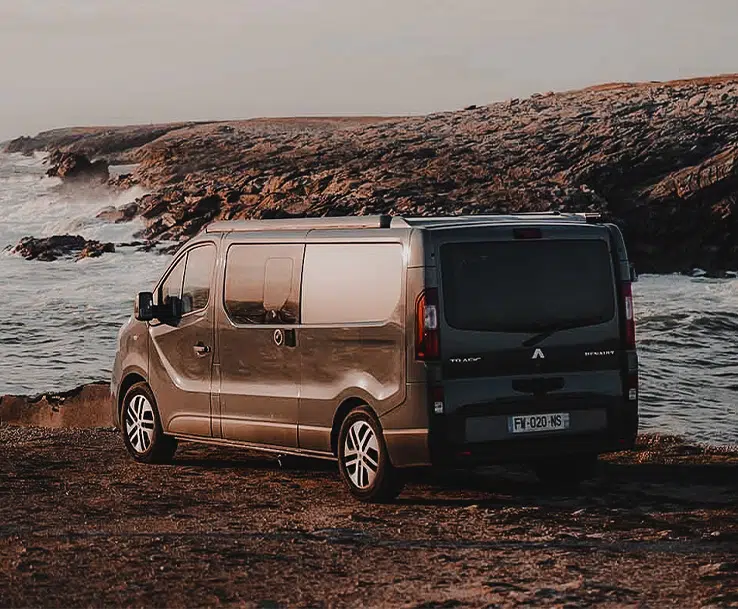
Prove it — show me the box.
[6,75,738,274]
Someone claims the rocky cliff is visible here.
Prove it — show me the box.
[7,75,738,273]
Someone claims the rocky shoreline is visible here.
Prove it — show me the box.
[5,75,738,273]
[0,382,110,428]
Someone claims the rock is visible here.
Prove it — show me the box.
[156,243,183,255]
[108,173,139,191]
[698,563,738,580]
[0,382,111,427]
[10,235,115,262]
[96,202,139,223]
[3,135,35,156]
[77,241,115,260]
[46,150,109,183]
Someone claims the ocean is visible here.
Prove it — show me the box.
[1,152,736,446]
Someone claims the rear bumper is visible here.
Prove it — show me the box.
[429,401,638,467]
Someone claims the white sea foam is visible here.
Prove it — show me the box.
[0,152,169,395]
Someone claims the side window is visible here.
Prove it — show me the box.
[181,244,216,315]
[224,244,303,325]
[156,256,186,306]
[301,243,403,324]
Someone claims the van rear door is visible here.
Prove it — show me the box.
[431,223,624,450]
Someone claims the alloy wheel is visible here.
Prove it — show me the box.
[125,394,156,454]
[343,420,380,489]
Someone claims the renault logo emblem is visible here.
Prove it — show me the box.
[532,348,545,360]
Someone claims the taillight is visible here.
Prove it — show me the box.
[416,288,440,360]
[622,281,636,349]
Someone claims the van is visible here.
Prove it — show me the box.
[111,213,639,502]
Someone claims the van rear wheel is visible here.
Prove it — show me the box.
[122,382,177,464]
[338,407,403,503]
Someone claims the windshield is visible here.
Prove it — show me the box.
[441,239,616,332]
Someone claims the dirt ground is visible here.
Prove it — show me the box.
[0,427,736,609]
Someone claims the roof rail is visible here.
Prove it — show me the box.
[205,215,392,233]
[395,212,601,226]
[204,211,603,233]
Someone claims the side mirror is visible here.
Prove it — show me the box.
[161,295,183,321]
[630,264,638,283]
[134,292,155,321]
[181,294,193,316]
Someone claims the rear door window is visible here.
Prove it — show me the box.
[224,244,303,324]
[441,239,615,332]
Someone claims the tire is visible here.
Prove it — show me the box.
[534,454,598,489]
[337,406,404,503]
[121,382,177,464]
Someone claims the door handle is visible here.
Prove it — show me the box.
[273,329,297,347]
[193,342,211,356]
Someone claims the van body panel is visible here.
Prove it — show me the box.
[297,425,332,454]
[380,382,431,467]
[111,361,148,429]
[297,323,406,450]
[298,241,407,451]
[218,324,300,447]
[149,307,214,436]
[216,241,304,448]
[111,318,150,428]
[147,241,218,436]
[407,227,426,269]
[422,222,636,463]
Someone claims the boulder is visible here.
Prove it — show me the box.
[108,173,139,191]
[96,202,139,223]
[10,235,115,262]
[77,241,115,260]
[46,150,109,183]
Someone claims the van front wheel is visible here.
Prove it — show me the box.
[338,407,403,503]
[121,382,177,464]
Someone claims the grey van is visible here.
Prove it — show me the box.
[111,213,639,502]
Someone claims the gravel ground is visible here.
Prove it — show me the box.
[1,426,736,608]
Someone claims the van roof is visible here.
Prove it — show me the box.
[204,212,601,233]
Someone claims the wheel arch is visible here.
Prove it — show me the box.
[118,372,147,418]
[330,397,381,457]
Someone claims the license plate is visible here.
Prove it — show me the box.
[508,412,570,434]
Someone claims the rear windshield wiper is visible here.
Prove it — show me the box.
[522,317,606,347]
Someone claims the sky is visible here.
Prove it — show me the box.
[1,0,737,140]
